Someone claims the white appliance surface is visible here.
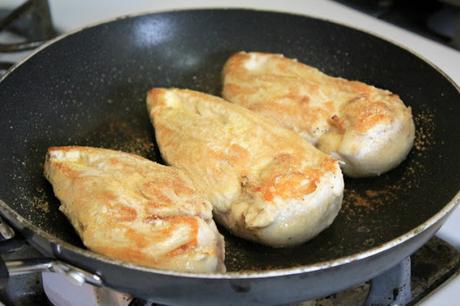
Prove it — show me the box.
[2,1,460,305]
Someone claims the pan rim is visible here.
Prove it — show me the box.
[2,7,459,90]
[0,8,459,280]
[1,192,458,279]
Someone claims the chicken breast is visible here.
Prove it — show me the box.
[44,146,225,273]
[222,52,415,177]
[147,88,344,247]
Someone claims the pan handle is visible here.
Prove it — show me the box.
[5,258,103,286]
[0,216,103,288]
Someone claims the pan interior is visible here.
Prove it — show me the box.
[0,10,458,272]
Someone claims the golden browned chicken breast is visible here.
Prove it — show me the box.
[44,146,225,273]
[147,88,344,247]
[222,52,415,177]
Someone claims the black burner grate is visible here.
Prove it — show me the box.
[0,0,57,76]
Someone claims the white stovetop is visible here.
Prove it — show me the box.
[3,0,460,304]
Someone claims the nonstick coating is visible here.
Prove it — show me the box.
[0,9,459,273]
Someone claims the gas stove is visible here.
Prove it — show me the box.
[1,1,459,305]
[1,235,459,306]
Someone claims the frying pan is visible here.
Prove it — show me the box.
[0,9,459,306]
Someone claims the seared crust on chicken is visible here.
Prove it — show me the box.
[222,52,415,177]
[44,146,225,273]
[147,88,344,247]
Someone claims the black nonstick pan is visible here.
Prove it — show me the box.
[0,9,459,306]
